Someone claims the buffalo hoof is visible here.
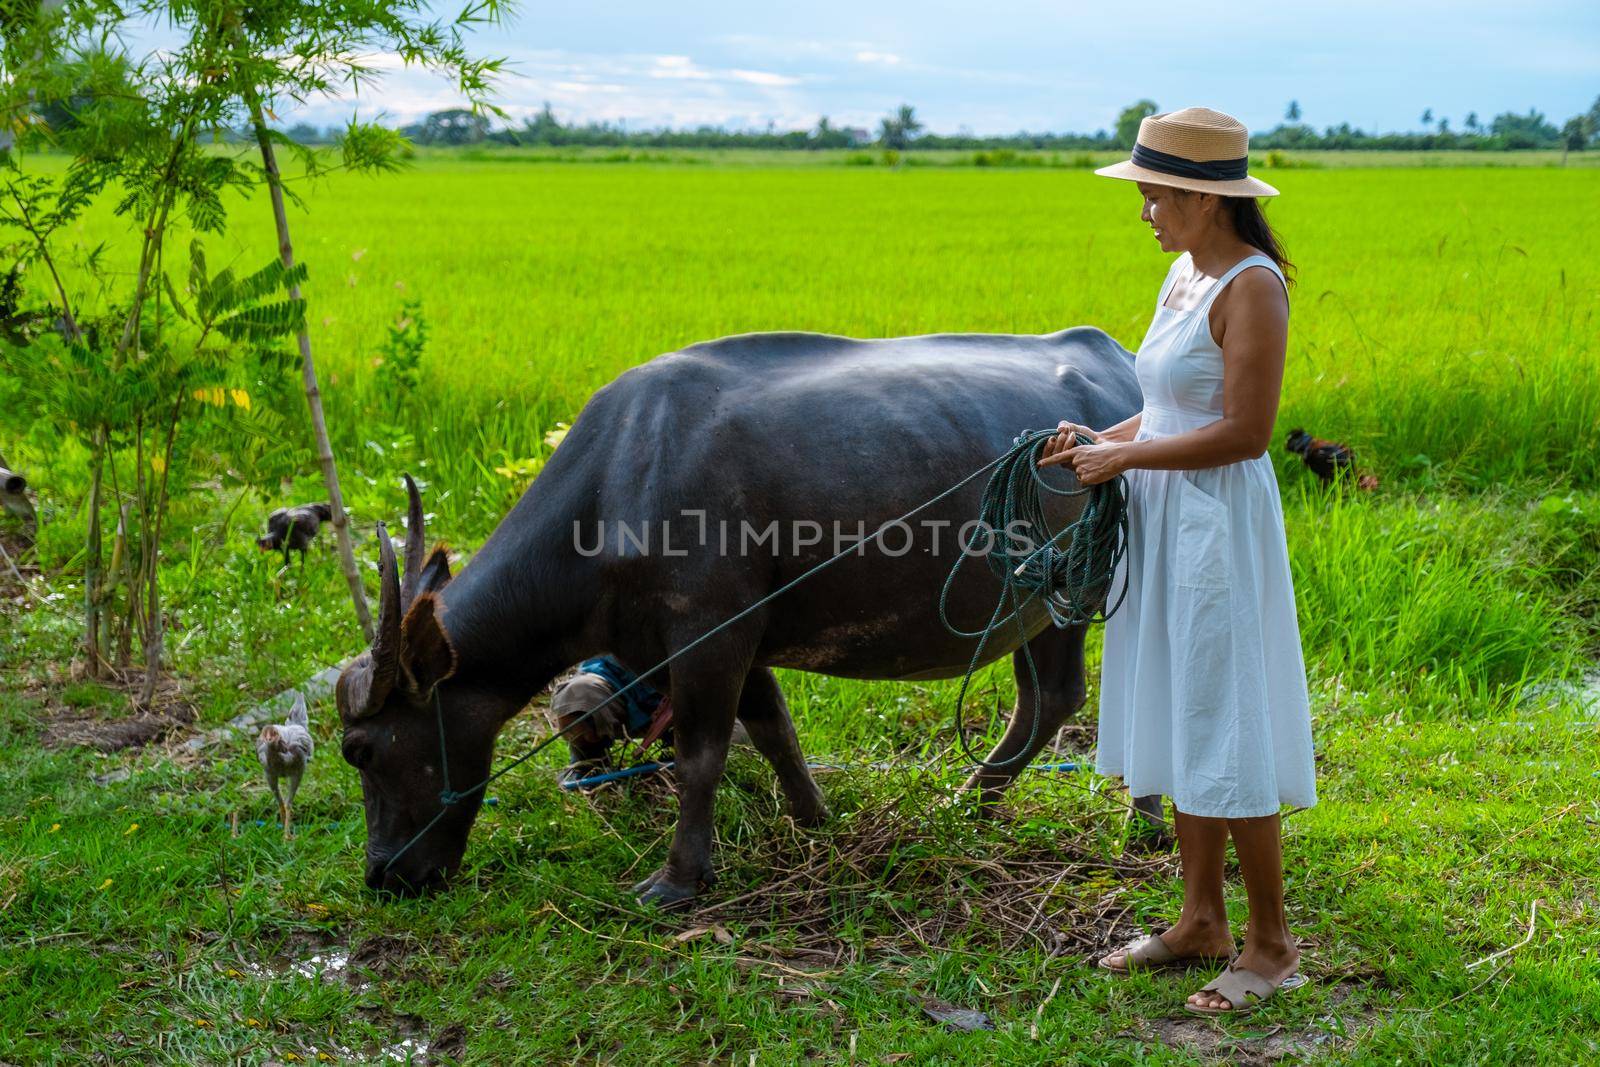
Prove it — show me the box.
[632,867,709,908]
[788,798,829,828]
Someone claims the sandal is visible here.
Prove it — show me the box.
[1097,933,1232,975]
[1183,960,1307,1015]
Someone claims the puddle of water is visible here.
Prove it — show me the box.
[379,1036,431,1062]
[288,950,350,981]
[233,948,372,993]
[227,944,438,1061]
[1519,668,1600,717]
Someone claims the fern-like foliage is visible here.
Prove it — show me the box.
[186,240,306,344]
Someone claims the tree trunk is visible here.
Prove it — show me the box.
[140,395,182,706]
[82,442,105,677]
[247,102,373,643]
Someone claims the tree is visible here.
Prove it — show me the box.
[1115,100,1159,150]
[1464,112,1479,132]
[809,116,850,150]
[0,13,311,694]
[1437,117,1449,134]
[415,108,492,146]
[1490,109,1559,149]
[521,102,562,145]
[1420,108,1433,127]
[220,1,509,643]
[0,0,510,677]
[1285,100,1301,122]
[877,104,923,151]
[1561,115,1595,165]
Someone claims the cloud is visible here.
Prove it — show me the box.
[285,47,818,132]
[854,51,902,65]
[649,54,713,80]
[728,69,802,87]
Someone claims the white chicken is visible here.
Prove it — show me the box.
[256,692,315,839]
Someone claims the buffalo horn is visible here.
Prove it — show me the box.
[400,473,425,612]
[357,520,404,717]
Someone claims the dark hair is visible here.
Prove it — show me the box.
[1226,196,1295,288]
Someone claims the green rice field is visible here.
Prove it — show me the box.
[2,154,1599,1063]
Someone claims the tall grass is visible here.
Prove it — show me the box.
[9,161,1599,700]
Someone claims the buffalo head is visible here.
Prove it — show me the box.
[336,475,503,895]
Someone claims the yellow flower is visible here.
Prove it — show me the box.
[124,822,139,835]
[97,878,113,891]
[150,454,166,475]
[230,388,251,410]
[48,823,60,833]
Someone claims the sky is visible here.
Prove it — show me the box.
[276,1,1598,136]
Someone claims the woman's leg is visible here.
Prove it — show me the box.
[1101,806,1233,967]
[1188,813,1299,1010]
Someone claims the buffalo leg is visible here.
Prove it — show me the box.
[958,621,1089,809]
[633,654,747,907]
[736,666,827,826]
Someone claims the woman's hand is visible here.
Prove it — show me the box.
[1038,420,1100,465]
[1037,420,1127,486]
[1055,440,1126,485]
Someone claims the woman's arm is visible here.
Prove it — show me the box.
[1097,411,1142,444]
[1038,410,1140,470]
[1041,267,1288,482]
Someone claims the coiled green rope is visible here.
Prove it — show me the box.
[940,428,1131,768]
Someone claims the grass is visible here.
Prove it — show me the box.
[2,155,1599,1063]
[426,145,1600,170]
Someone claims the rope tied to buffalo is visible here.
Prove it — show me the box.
[387,428,1129,876]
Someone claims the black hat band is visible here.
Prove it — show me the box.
[1130,142,1249,181]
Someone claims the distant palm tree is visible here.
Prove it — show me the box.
[878,104,924,151]
[1465,112,1479,132]
[897,104,923,139]
[1420,108,1433,128]
[1286,100,1301,122]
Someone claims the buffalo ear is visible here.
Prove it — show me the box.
[400,591,457,696]
[417,544,453,598]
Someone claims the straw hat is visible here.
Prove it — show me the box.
[1095,107,1278,197]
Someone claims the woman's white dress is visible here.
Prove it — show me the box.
[1095,252,1317,819]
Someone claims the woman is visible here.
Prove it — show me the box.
[1038,107,1316,1016]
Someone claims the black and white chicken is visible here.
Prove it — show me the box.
[256,692,314,839]
[257,503,333,567]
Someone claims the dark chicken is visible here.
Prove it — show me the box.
[1285,428,1378,489]
[257,503,333,566]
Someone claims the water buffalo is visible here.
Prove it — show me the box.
[337,327,1141,902]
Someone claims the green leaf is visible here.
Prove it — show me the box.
[215,298,306,342]
[161,271,191,322]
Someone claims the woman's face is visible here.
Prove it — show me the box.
[1138,182,1210,253]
